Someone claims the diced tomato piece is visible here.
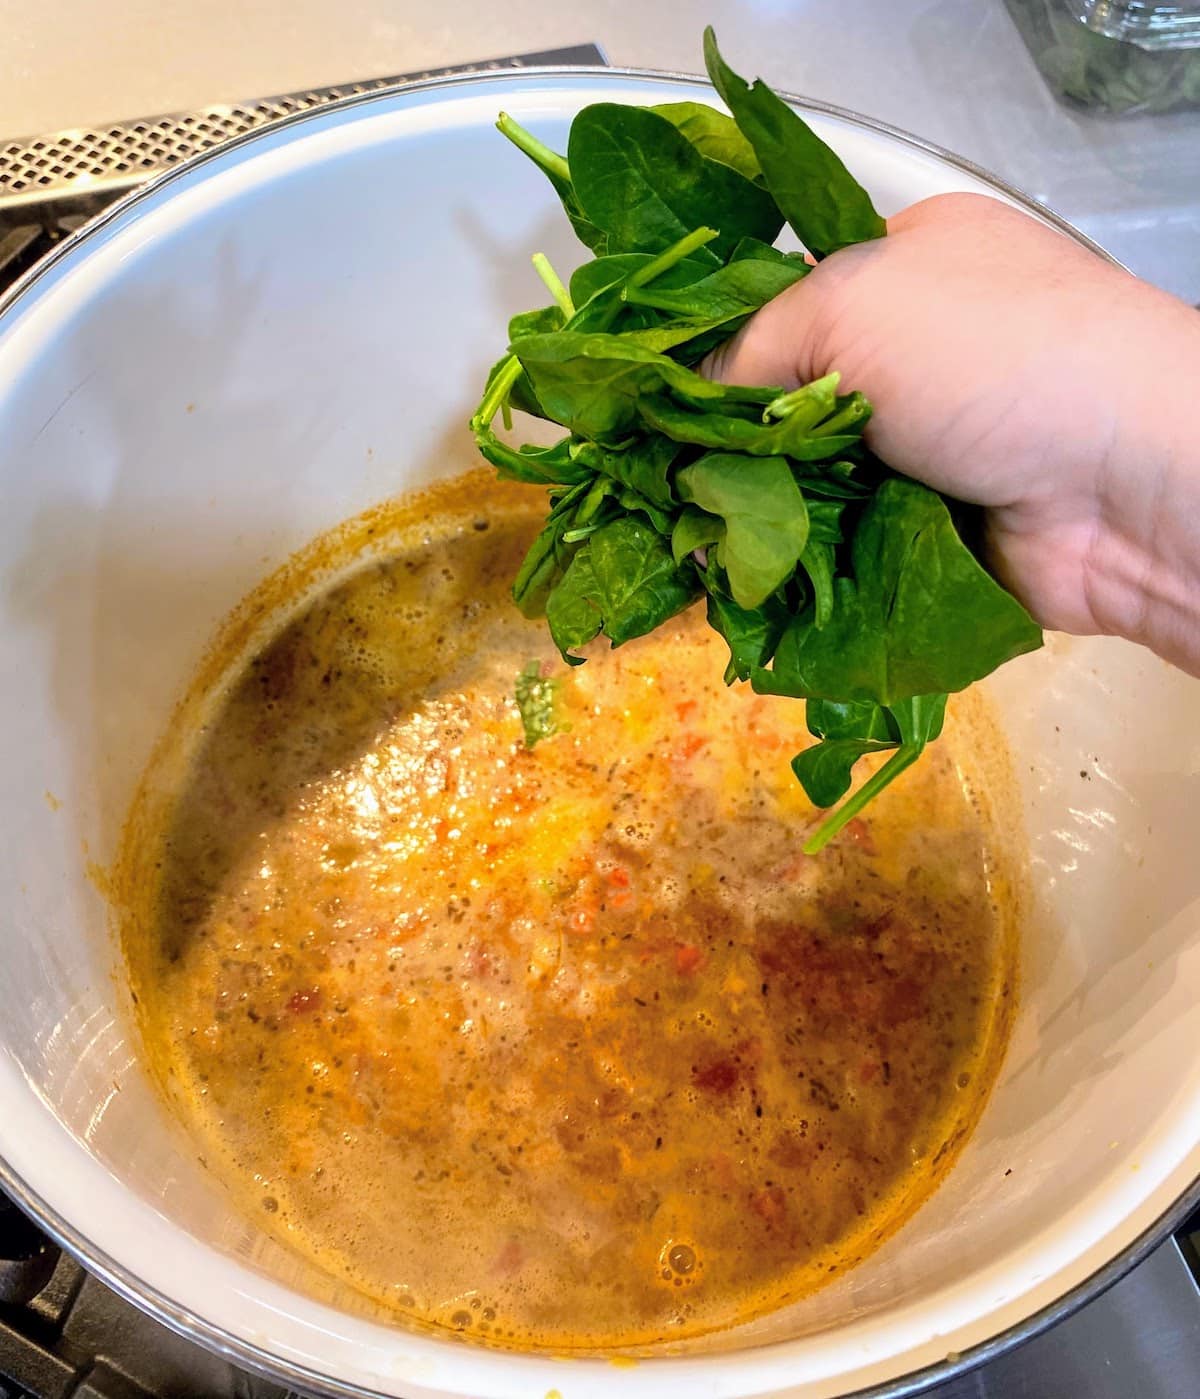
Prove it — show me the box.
[605,865,631,888]
[609,889,633,911]
[693,1059,739,1093]
[676,734,707,760]
[675,700,698,722]
[465,944,493,978]
[750,1184,788,1228]
[845,817,877,855]
[675,943,704,975]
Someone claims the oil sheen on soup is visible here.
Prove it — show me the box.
[121,472,1018,1351]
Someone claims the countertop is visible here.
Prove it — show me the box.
[0,0,1196,300]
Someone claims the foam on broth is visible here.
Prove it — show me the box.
[117,471,1020,1351]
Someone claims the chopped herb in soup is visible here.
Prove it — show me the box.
[120,472,1018,1350]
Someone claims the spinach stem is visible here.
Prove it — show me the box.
[811,395,871,438]
[763,373,840,424]
[472,354,523,432]
[495,113,571,184]
[620,287,680,312]
[802,744,919,854]
[623,227,719,295]
[532,253,575,318]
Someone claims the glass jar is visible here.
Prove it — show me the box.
[1005,0,1200,113]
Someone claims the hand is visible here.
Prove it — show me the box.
[705,193,1200,674]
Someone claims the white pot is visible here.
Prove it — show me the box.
[0,67,1196,1399]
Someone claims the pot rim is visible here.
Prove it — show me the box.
[0,61,1183,1399]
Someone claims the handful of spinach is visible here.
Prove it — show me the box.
[471,28,1042,853]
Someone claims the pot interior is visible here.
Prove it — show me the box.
[0,71,1197,1399]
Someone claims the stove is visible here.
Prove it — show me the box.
[2,42,1198,1399]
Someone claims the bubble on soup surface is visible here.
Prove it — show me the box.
[668,1243,696,1274]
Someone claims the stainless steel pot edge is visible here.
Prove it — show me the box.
[2,1147,1197,1399]
[0,62,1173,1399]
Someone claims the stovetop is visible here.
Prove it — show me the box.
[2,40,1199,1399]
[2,1183,1198,1399]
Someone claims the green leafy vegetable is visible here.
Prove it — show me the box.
[649,101,764,182]
[496,112,606,253]
[623,255,807,321]
[470,29,1043,849]
[702,27,887,258]
[569,251,710,308]
[515,660,567,747]
[754,478,1042,705]
[672,507,725,564]
[547,516,702,663]
[567,104,783,261]
[676,453,808,609]
[704,582,791,684]
[638,381,868,460]
[794,693,949,852]
[512,331,746,442]
[1005,0,1200,116]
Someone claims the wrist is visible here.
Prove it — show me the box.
[1085,292,1200,672]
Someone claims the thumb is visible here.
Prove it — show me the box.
[700,270,824,388]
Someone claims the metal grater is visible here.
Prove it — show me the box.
[0,43,606,215]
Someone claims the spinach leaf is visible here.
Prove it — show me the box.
[792,693,947,849]
[677,452,809,609]
[704,583,790,683]
[496,112,607,253]
[567,104,783,260]
[573,434,680,509]
[623,256,807,321]
[512,330,744,441]
[639,392,865,461]
[622,314,757,358]
[672,507,725,564]
[515,660,567,747]
[799,539,836,627]
[727,236,809,267]
[569,252,710,309]
[513,517,573,617]
[791,737,896,808]
[805,698,896,743]
[649,101,764,182]
[889,692,948,747]
[793,464,872,501]
[703,28,887,258]
[804,497,847,542]
[546,516,701,662]
[509,305,564,341]
[546,548,604,660]
[757,478,1042,704]
[475,427,592,487]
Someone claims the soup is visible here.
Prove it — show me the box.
[119,471,1019,1351]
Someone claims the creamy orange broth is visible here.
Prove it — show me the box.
[120,471,1018,1351]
